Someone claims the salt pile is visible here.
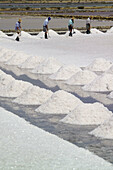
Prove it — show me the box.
[0,79,32,97]
[49,65,81,80]
[48,29,59,37]
[89,116,113,139]
[37,31,44,39]
[66,70,97,85]
[31,57,62,74]
[90,28,104,34]
[21,31,32,38]
[60,102,112,125]
[19,55,45,69]
[65,29,82,37]
[106,27,113,33]
[0,31,7,38]
[13,85,53,105]
[85,58,112,72]
[35,90,83,114]
[0,73,15,88]
[0,50,17,62]
[82,73,113,92]
[5,52,30,66]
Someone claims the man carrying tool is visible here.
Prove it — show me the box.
[68,17,74,37]
[43,17,51,39]
[15,18,22,41]
[86,17,91,34]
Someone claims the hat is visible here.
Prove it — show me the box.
[18,18,22,22]
[48,17,51,21]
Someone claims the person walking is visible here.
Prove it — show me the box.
[86,17,91,34]
[43,17,51,39]
[15,18,22,41]
[68,17,74,37]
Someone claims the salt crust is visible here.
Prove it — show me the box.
[106,64,113,74]
[0,50,17,62]
[49,65,81,80]
[66,70,97,85]
[19,55,45,69]
[60,102,112,125]
[13,85,53,105]
[89,116,113,139]
[35,90,83,114]
[0,73,15,88]
[31,57,62,74]
[85,58,112,72]
[82,73,113,92]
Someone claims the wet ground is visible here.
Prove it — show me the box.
[0,62,113,164]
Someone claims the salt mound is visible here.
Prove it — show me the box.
[85,58,112,72]
[66,70,97,85]
[61,102,112,125]
[13,85,53,105]
[31,57,62,74]
[49,65,81,80]
[90,28,104,34]
[65,29,82,37]
[106,27,113,33]
[89,116,113,139]
[82,73,113,92]
[35,90,83,114]
[0,50,17,62]
[37,31,44,39]
[21,31,32,38]
[0,79,32,97]
[107,91,113,99]
[0,31,7,37]
[49,29,59,37]
[19,55,45,69]
[0,73,15,88]
[5,52,30,66]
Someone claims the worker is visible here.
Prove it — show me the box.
[68,17,74,37]
[15,18,22,41]
[86,17,91,34]
[43,17,51,39]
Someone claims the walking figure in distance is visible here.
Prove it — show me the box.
[86,17,91,34]
[43,17,51,39]
[15,18,22,41]
[68,17,74,37]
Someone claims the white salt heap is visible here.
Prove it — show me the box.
[31,57,62,74]
[13,85,53,105]
[106,27,113,33]
[36,90,83,114]
[0,31,8,38]
[90,28,104,34]
[66,70,97,85]
[49,65,81,80]
[0,50,17,62]
[65,29,82,37]
[60,102,112,125]
[5,52,30,66]
[0,73,15,88]
[85,58,112,72]
[89,116,113,139]
[21,31,32,38]
[19,55,45,69]
[82,73,113,92]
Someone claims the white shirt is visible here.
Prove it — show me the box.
[86,18,91,24]
[43,18,49,26]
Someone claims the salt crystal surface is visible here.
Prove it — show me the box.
[36,90,83,114]
[0,50,17,62]
[107,91,113,99]
[5,52,30,66]
[0,73,15,88]
[85,58,112,72]
[66,70,97,85]
[82,73,113,92]
[19,55,45,69]
[0,31,7,37]
[0,48,10,58]
[31,57,62,74]
[60,102,112,125]
[106,27,113,33]
[106,64,113,74]
[0,79,32,97]
[13,85,53,105]
[48,29,59,37]
[89,116,113,139]
[49,65,81,80]
[90,28,104,34]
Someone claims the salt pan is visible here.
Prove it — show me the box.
[36,90,83,114]
[60,102,112,125]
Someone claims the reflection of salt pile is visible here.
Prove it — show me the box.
[5,52,30,66]
[0,31,7,37]
[0,50,17,62]
[82,73,113,92]
[49,65,81,80]
[61,102,112,125]
[106,27,113,33]
[36,90,82,114]
[66,70,97,85]
[90,28,104,34]
[85,58,112,72]
[31,57,62,74]
[89,116,113,139]
[13,85,53,105]
[19,55,45,69]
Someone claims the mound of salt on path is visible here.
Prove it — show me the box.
[36,90,83,114]
[82,73,113,92]
[0,31,8,37]
[106,27,113,33]
[90,28,104,34]
[5,52,30,66]
[13,85,53,105]
[0,50,17,62]
[89,116,113,139]
[21,31,32,38]
[49,65,81,80]
[61,102,112,125]
[66,70,97,85]
[0,79,32,97]
[48,29,59,37]
[19,55,45,69]
[31,57,62,74]
[85,58,112,72]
